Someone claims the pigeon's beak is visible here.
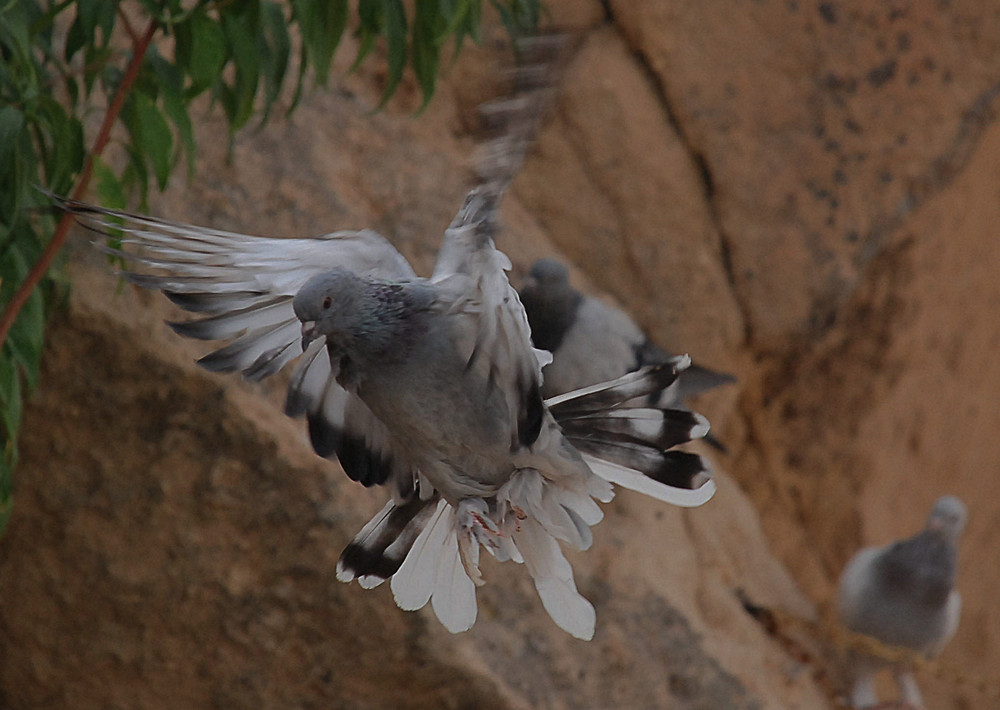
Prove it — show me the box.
[300,320,318,351]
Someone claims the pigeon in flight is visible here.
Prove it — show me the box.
[56,36,715,640]
[519,258,734,438]
[836,495,967,708]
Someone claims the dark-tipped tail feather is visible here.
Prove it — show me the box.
[336,496,441,588]
[548,362,716,506]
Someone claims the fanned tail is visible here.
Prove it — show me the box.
[548,361,716,506]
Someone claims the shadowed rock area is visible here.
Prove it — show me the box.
[2,1,999,708]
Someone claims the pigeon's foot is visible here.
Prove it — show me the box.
[456,498,505,586]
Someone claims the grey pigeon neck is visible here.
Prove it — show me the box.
[526,289,583,352]
[876,530,956,607]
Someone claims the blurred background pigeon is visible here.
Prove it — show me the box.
[519,257,735,448]
[836,495,967,709]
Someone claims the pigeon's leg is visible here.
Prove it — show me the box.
[894,668,924,710]
[456,498,503,586]
[848,667,879,708]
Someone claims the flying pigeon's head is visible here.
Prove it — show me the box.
[294,268,371,351]
[925,495,968,540]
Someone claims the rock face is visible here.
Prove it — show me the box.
[2,2,999,708]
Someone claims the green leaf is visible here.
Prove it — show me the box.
[93,156,127,210]
[3,248,45,391]
[412,0,444,109]
[33,96,85,196]
[352,0,384,71]
[121,145,151,206]
[162,89,195,175]
[291,0,348,88]
[93,157,126,261]
[179,11,228,93]
[64,15,86,61]
[0,107,25,170]
[378,0,408,107]
[0,351,22,442]
[259,0,290,121]
[220,11,261,131]
[146,51,195,172]
[133,91,173,190]
[76,0,100,42]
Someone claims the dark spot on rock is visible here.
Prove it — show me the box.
[867,60,897,87]
[669,672,698,699]
[896,133,908,146]
[846,230,859,243]
[818,1,837,23]
[834,169,847,184]
[879,170,893,184]
[844,118,862,134]
[824,138,842,153]
[823,73,857,93]
[897,32,911,51]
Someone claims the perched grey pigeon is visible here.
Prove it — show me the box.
[836,495,967,708]
[55,36,715,640]
[518,258,734,421]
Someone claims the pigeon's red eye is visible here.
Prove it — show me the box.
[322,296,332,309]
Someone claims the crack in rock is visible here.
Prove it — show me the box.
[601,4,753,347]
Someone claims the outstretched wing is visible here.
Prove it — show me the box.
[59,196,415,380]
[57,195,421,490]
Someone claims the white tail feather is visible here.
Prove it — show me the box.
[583,455,716,507]
[515,517,595,640]
[431,526,478,633]
[391,500,452,611]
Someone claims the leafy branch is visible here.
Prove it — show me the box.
[0,0,542,533]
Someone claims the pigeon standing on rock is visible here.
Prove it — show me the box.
[836,495,967,709]
[56,36,717,640]
[518,258,734,423]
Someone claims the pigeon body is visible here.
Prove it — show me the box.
[519,258,735,407]
[56,36,717,640]
[836,495,967,708]
[293,266,556,501]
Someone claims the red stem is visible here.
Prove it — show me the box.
[0,19,158,348]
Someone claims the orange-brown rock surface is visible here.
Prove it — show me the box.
[2,1,999,708]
